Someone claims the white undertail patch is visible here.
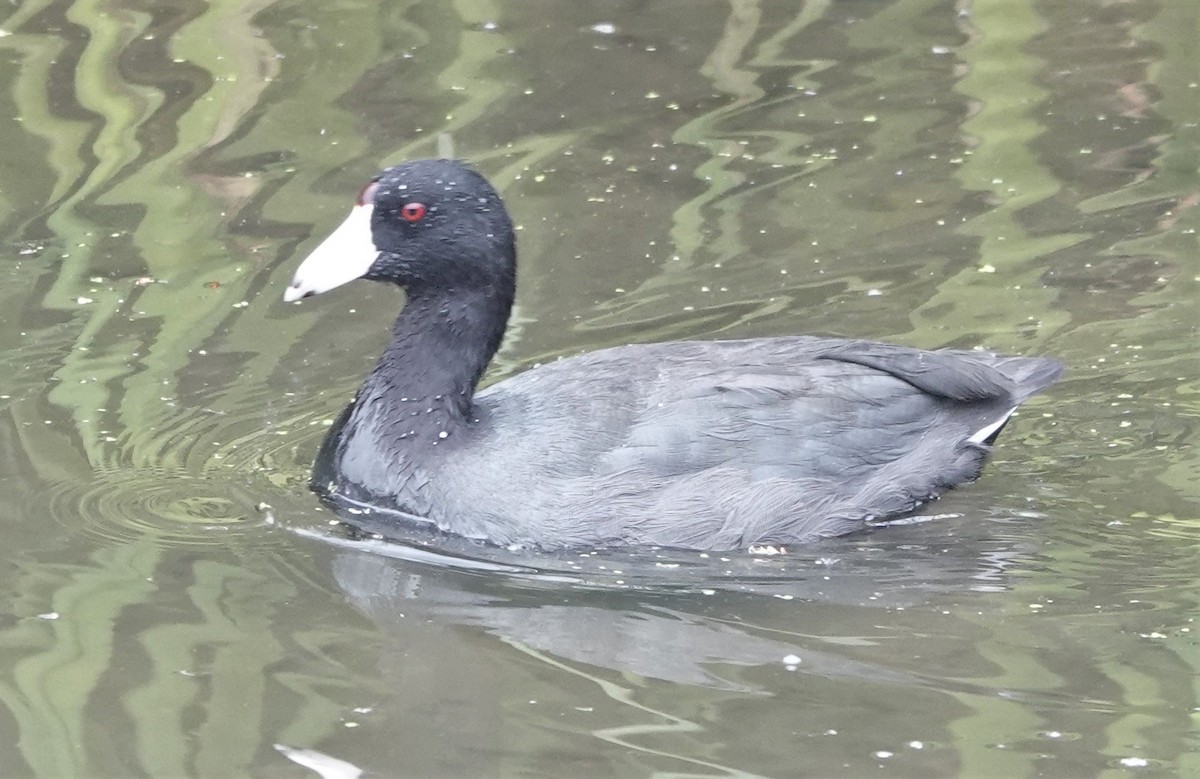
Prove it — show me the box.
[968,406,1018,444]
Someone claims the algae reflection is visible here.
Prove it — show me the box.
[0,0,1192,775]
[0,0,547,774]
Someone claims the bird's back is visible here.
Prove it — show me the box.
[413,337,1061,549]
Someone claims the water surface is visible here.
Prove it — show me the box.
[0,0,1196,776]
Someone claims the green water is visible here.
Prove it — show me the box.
[0,0,1195,776]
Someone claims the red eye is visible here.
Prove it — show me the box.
[400,202,427,222]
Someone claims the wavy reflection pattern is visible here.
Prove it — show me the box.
[0,0,533,774]
[0,0,1193,775]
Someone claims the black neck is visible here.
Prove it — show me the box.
[353,283,512,438]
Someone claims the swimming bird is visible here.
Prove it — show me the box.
[284,159,1062,550]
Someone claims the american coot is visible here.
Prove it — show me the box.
[284,159,1062,550]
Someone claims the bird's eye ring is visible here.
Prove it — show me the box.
[400,203,427,222]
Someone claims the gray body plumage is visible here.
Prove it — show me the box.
[290,158,1062,551]
[319,336,1061,550]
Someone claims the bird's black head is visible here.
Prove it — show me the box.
[284,159,516,302]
